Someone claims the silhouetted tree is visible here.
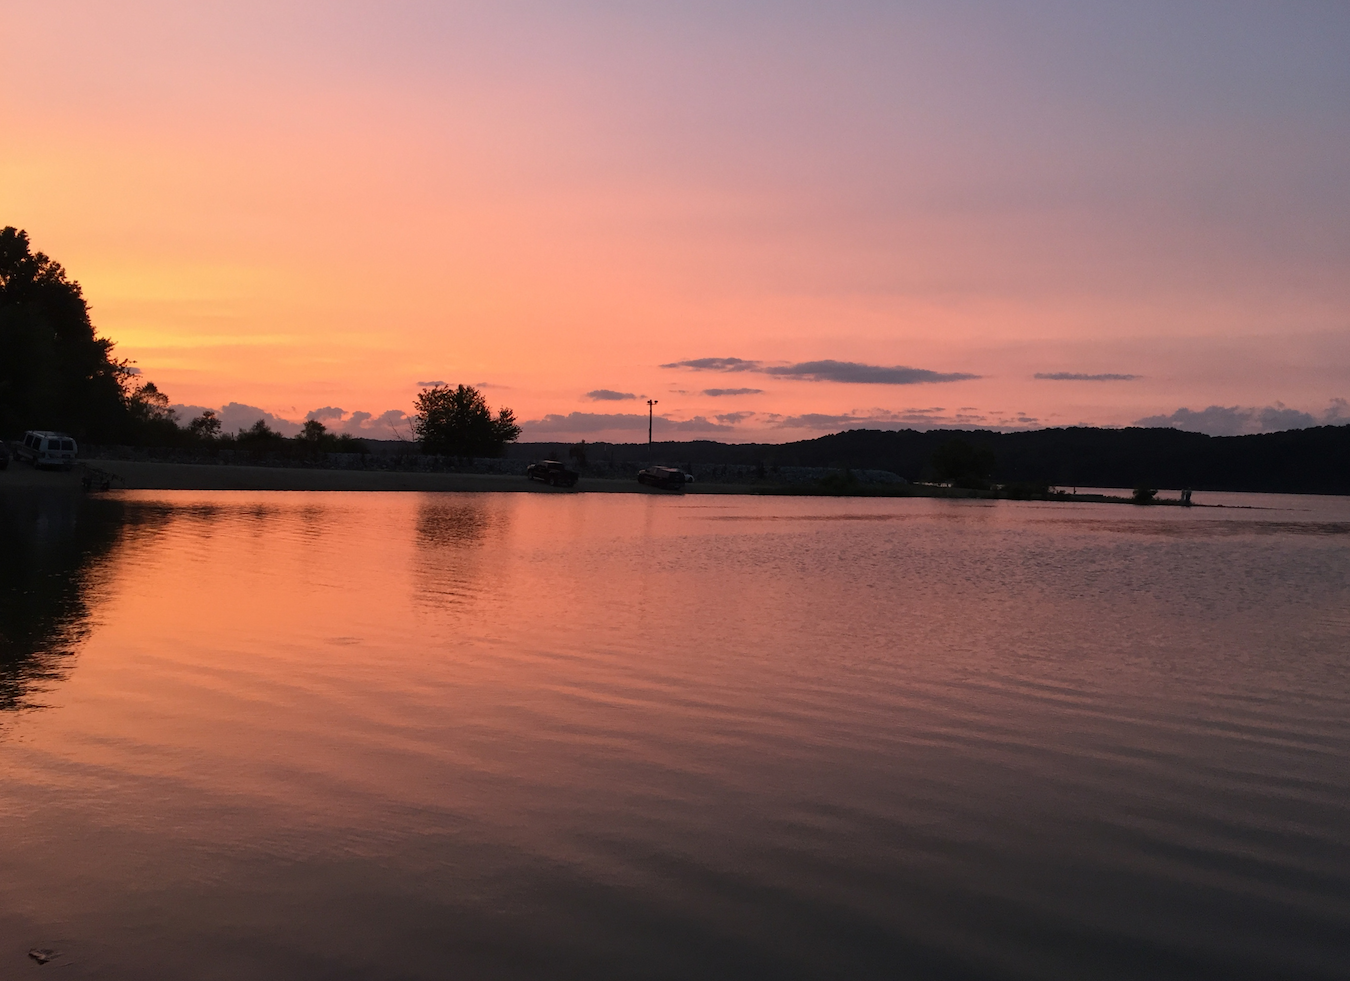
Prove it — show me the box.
[124,379,182,445]
[187,409,222,440]
[126,380,173,423]
[0,226,139,440]
[413,384,521,458]
[235,418,286,448]
[931,437,996,489]
[569,440,588,468]
[293,418,365,455]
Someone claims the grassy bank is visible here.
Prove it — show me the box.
[0,460,751,495]
[0,459,1203,507]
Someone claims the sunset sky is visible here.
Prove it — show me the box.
[5,2,1348,441]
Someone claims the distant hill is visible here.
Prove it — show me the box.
[506,425,1350,495]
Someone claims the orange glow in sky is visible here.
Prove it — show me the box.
[5,3,1348,441]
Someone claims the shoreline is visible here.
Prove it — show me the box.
[0,458,1213,506]
[2,459,752,495]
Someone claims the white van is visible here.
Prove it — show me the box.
[17,431,78,469]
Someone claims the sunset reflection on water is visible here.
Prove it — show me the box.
[2,491,1349,979]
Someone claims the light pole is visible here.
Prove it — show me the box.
[647,399,658,449]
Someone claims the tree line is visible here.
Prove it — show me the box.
[532,425,1350,495]
[2,227,521,458]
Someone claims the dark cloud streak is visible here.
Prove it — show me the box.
[1036,372,1139,381]
[763,360,978,384]
[664,357,977,384]
[660,357,759,372]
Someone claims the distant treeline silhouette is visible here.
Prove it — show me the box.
[511,425,1350,495]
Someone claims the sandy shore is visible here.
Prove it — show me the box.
[0,459,754,494]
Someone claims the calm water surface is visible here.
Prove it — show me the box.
[2,490,1348,979]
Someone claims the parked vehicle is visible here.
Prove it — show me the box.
[526,460,580,487]
[637,466,688,491]
[16,431,78,470]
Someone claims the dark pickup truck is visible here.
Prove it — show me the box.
[637,466,690,491]
[526,460,580,487]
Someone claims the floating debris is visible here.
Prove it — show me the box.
[28,948,56,965]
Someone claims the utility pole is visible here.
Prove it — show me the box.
[647,399,658,449]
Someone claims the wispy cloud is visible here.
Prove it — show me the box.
[1134,399,1348,437]
[586,389,638,401]
[769,407,1039,431]
[308,407,412,437]
[661,357,758,372]
[764,360,977,384]
[416,380,446,388]
[715,411,756,425]
[522,412,739,436]
[1035,372,1139,381]
[703,387,764,397]
[664,417,738,433]
[664,357,977,384]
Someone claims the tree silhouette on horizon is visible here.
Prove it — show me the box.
[413,384,521,458]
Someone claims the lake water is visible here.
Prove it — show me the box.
[2,490,1349,979]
